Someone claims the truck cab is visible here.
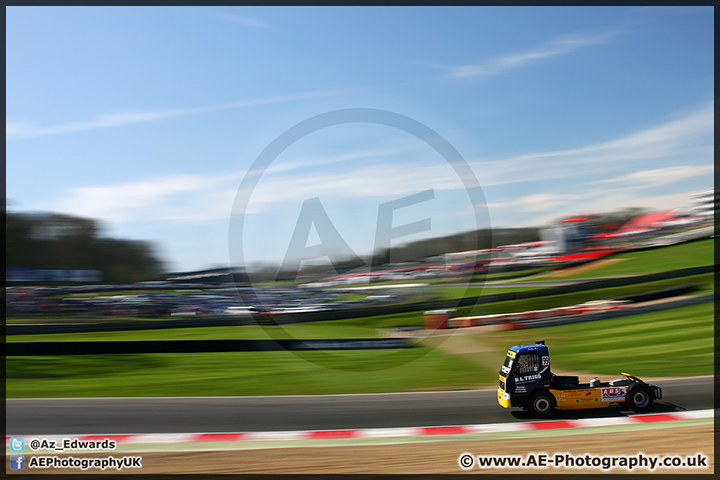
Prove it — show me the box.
[498,341,662,416]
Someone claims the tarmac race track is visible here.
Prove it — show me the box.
[6,376,712,435]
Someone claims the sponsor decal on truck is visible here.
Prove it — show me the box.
[601,386,627,402]
[515,373,542,384]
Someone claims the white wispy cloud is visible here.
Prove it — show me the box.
[48,174,239,224]
[447,32,613,79]
[489,184,704,229]
[263,146,413,175]
[221,14,268,28]
[594,164,714,188]
[580,188,701,215]
[536,188,702,227]
[6,88,355,140]
[487,192,588,213]
[42,157,468,225]
[473,102,714,187]
[478,102,713,227]
[238,162,467,215]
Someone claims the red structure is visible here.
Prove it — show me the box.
[591,210,681,241]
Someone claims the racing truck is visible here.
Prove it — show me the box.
[497,341,662,416]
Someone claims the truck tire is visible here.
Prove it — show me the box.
[626,385,653,413]
[528,391,556,417]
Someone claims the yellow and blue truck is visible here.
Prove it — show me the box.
[497,341,662,416]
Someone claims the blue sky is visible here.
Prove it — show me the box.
[6,6,713,273]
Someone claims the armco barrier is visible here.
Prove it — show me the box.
[458,264,713,311]
[4,316,256,336]
[471,315,502,326]
[451,304,600,329]
[512,293,713,330]
[448,290,696,330]
[5,338,413,356]
[448,317,474,328]
[613,283,701,303]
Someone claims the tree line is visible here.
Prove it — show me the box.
[6,211,165,284]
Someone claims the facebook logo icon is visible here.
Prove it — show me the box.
[9,455,25,470]
[9,437,25,452]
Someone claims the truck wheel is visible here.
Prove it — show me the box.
[528,391,556,417]
[626,385,653,413]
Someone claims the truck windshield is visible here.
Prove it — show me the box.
[502,355,514,369]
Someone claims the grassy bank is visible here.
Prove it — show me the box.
[478,301,714,377]
[5,301,712,397]
[554,238,713,279]
[6,347,485,398]
[460,273,712,317]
